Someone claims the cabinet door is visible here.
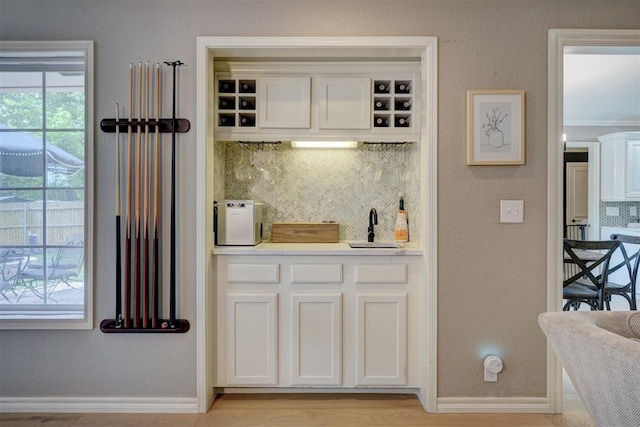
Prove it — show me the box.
[565,162,589,224]
[226,293,278,385]
[291,293,342,385]
[317,77,371,129]
[600,136,625,200]
[626,140,640,198]
[258,76,311,128]
[355,293,407,386]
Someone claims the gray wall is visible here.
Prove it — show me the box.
[1,0,638,401]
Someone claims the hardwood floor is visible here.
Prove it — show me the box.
[0,392,594,427]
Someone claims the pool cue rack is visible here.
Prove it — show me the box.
[99,118,190,134]
[100,61,190,334]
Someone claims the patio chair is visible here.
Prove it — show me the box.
[1,248,26,303]
[19,244,84,301]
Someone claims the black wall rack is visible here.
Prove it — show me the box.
[100,118,190,134]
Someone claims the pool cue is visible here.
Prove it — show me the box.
[142,62,151,328]
[124,64,133,329]
[133,62,142,328]
[164,60,183,328]
[115,103,122,327]
[152,63,161,328]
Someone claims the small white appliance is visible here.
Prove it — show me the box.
[214,200,264,246]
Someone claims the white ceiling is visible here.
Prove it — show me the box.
[564,49,640,126]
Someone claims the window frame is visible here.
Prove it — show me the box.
[0,40,94,329]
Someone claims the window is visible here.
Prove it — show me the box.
[0,41,93,328]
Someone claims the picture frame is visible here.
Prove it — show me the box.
[466,90,525,165]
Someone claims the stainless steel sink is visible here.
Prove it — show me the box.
[348,242,404,248]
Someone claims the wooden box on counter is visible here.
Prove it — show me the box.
[271,222,339,243]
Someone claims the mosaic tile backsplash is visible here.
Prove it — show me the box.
[216,141,422,243]
[600,201,640,227]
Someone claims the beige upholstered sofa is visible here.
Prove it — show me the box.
[539,311,640,427]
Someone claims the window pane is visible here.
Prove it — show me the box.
[46,71,85,129]
[46,193,84,246]
[0,71,44,129]
[0,130,46,185]
[46,131,85,187]
[0,190,43,246]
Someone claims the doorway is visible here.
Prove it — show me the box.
[547,29,640,414]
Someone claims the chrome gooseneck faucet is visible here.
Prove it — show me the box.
[368,208,378,242]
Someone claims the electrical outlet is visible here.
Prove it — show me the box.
[500,200,524,223]
[631,206,638,216]
[606,207,620,216]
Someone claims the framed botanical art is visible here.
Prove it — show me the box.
[466,90,525,165]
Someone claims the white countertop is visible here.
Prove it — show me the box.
[601,226,640,237]
[211,241,423,256]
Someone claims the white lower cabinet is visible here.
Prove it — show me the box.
[215,255,419,389]
[226,293,279,385]
[291,293,342,385]
[356,293,407,386]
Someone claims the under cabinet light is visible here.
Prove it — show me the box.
[291,141,358,149]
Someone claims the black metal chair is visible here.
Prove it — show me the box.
[564,224,588,240]
[563,239,620,311]
[0,248,26,303]
[603,234,640,310]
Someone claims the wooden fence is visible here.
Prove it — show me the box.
[0,201,83,246]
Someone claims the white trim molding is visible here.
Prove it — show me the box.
[547,28,640,415]
[0,40,95,330]
[437,397,550,414]
[0,397,198,413]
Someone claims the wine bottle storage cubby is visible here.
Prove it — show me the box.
[372,79,413,129]
[216,78,257,128]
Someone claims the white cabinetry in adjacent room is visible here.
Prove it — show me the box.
[598,132,640,201]
[316,77,371,129]
[626,139,640,198]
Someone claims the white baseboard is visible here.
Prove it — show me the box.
[436,397,551,414]
[0,396,199,413]
[221,387,420,395]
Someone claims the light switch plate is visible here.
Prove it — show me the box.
[500,200,524,223]
[631,206,638,216]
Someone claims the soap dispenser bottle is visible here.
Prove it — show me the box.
[394,193,408,243]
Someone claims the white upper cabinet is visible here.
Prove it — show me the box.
[626,139,640,198]
[598,132,640,201]
[259,76,311,129]
[317,77,371,129]
[213,62,420,141]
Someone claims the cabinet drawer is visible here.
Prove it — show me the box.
[291,264,343,284]
[228,264,280,283]
[355,264,407,284]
